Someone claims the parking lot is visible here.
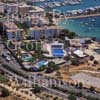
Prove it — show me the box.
[71,72,100,88]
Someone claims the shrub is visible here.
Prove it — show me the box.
[94,60,99,65]
[90,86,95,92]
[1,87,10,97]
[90,56,94,61]
[33,85,41,93]
[71,59,79,66]
[53,97,58,100]
[68,94,76,100]
[78,82,83,89]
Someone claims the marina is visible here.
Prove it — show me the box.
[31,0,100,12]
[28,0,100,40]
[39,0,81,8]
[58,15,100,41]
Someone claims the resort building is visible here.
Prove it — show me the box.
[42,41,67,58]
[18,4,45,17]
[25,15,48,27]
[18,4,31,16]
[5,3,19,14]
[73,50,87,58]
[3,21,23,40]
[0,2,5,13]
[29,26,60,40]
[29,6,45,17]
[4,3,45,17]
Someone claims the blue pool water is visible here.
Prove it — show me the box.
[22,54,33,62]
[52,49,64,57]
[36,60,48,68]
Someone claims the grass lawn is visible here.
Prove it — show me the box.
[0,74,9,83]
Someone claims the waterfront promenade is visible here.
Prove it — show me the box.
[59,13,100,19]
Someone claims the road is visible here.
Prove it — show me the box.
[0,37,100,99]
[1,59,100,99]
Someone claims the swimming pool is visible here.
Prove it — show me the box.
[36,60,48,68]
[22,53,33,62]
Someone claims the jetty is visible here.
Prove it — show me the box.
[61,13,100,19]
[53,6,100,19]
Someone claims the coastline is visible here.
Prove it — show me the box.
[54,15,100,41]
[30,0,100,40]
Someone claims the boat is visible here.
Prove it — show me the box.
[88,27,92,30]
[91,19,95,22]
[85,23,89,25]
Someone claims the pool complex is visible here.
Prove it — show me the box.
[36,60,48,68]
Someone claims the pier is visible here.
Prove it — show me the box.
[61,13,100,19]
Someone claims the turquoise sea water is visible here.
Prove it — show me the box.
[32,0,100,40]
[54,0,100,12]
[58,16,100,40]
[33,0,100,12]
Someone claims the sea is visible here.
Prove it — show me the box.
[32,0,100,40]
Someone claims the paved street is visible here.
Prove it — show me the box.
[0,37,100,99]
[71,72,100,88]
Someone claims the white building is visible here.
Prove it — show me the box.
[42,41,67,58]
[0,2,5,13]
[29,26,60,40]
[18,4,45,17]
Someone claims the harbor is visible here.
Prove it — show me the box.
[28,0,82,8]
[38,0,81,8]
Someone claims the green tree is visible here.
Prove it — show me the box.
[79,82,83,89]
[53,97,58,100]
[71,59,79,66]
[61,29,76,39]
[48,61,55,67]
[39,65,46,71]
[48,61,58,70]
[68,32,76,39]
[0,58,2,63]
[77,92,83,97]
[46,12,54,26]
[34,85,41,93]
[94,60,99,65]
[61,29,70,34]
[1,87,10,97]
[68,94,76,100]
[90,86,95,92]
[90,56,94,61]
[0,75,9,83]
